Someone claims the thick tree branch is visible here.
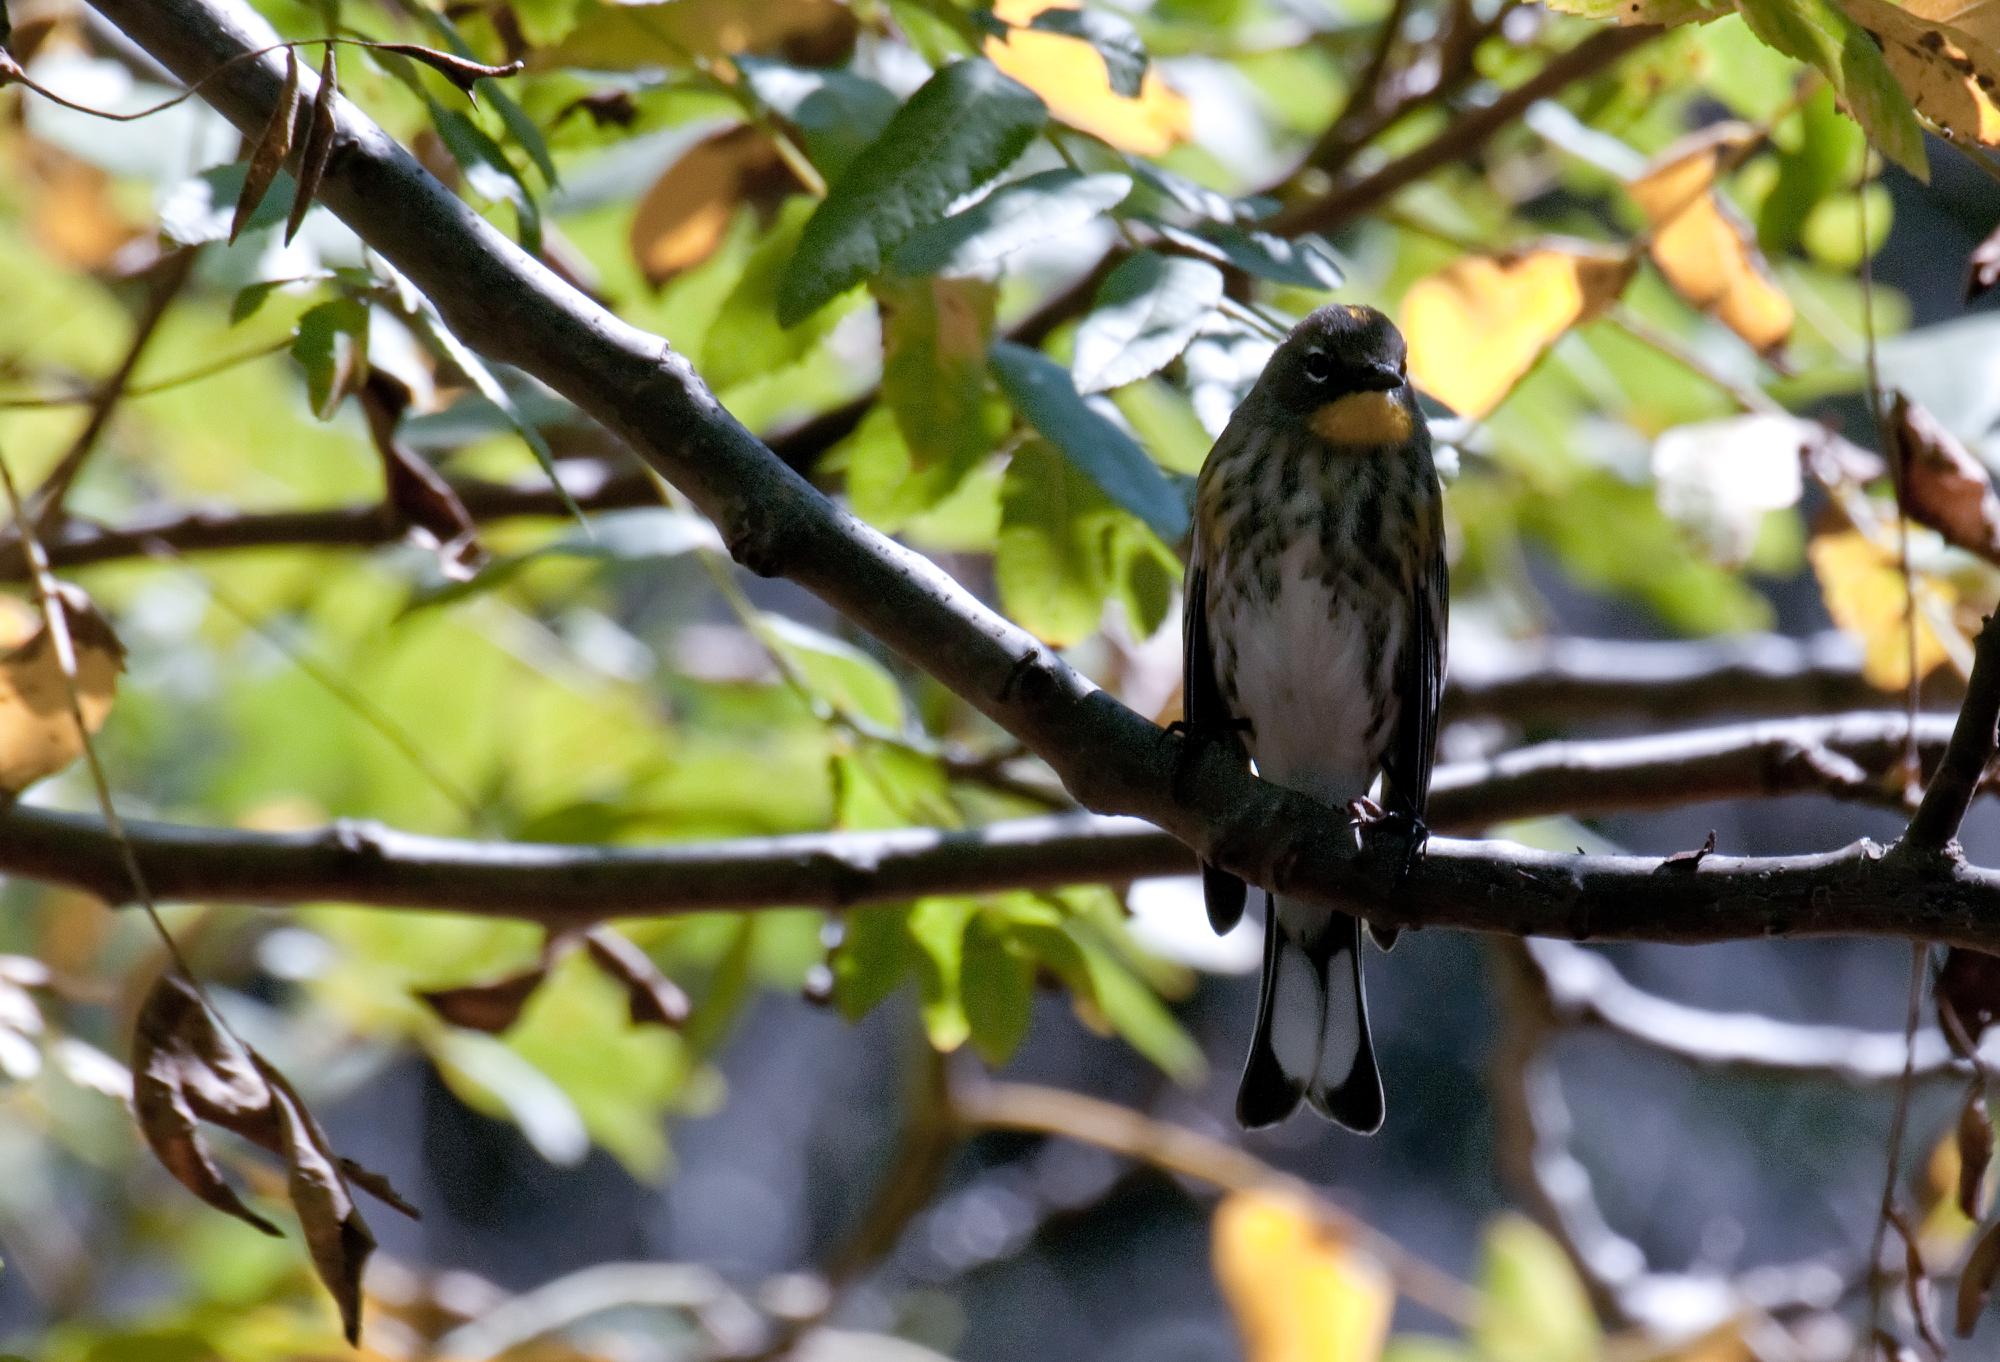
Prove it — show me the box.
[71,0,2000,954]
[1902,615,2000,853]
[0,712,1969,925]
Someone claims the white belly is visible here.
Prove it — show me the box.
[1211,548,1402,808]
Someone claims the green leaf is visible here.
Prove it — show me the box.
[891,169,1133,277]
[766,616,909,730]
[908,898,977,1050]
[1474,1214,1602,1362]
[408,508,723,609]
[159,164,296,246]
[1126,159,1276,224]
[1156,222,1346,290]
[291,298,369,419]
[430,102,544,253]
[872,275,999,521]
[1757,82,1863,252]
[778,59,1047,325]
[1024,7,1149,96]
[961,911,1034,1065]
[996,439,1116,645]
[1110,517,1179,638]
[1734,0,1926,179]
[833,906,919,1021]
[990,340,1191,540]
[736,58,899,179]
[706,197,851,390]
[1072,250,1224,393]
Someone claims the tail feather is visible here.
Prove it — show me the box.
[1235,897,1384,1133]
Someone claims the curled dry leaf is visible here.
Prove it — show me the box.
[1806,526,1959,690]
[630,124,801,284]
[133,974,416,1343]
[1940,948,2000,1053]
[420,966,548,1033]
[358,372,485,581]
[364,43,524,103]
[287,44,339,245]
[232,48,300,245]
[1628,124,1793,355]
[0,583,123,800]
[1402,240,1636,418]
[1890,391,2000,566]
[1212,1188,1393,1362]
[1960,1090,1993,1221]
[418,928,687,1033]
[986,0,1190,156]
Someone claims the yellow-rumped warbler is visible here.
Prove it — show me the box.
[1183,303,1448,1132]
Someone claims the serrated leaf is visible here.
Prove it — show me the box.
[736,58,899,179]
[1736,0,1928,178]
[990,340,1190,539]
[892,169,1133,277]
[778,59,1046,326]
[1072,250,1223,393]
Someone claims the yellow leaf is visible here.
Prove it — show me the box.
[1629,126,1793,355]
[0,585,123,799]
[1806,527,1957,690]
[1401,241,1635,419]
[986,0,1191,155]
[1214,1188,1393,1362]
[1841,0,2000,145]
[628,125,800,284]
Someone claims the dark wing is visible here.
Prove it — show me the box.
[1382,533,1448,825]
[1184,562,1248,934]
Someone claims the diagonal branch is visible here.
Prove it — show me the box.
[1902,615,2000,854]
[74,0,2000,955]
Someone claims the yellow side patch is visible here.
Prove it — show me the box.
[1309,391,1412,447]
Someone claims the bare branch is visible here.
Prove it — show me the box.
[1903,615,2000,854]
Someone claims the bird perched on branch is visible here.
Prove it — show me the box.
[1183,303,1448,1132]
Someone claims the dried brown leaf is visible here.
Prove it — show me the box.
[232,48,299,245]
[359,373,485,581]
[583,927,690,1028]
[629,124,799,284]
[1941,949,2000,1053]
[0,583,123,799]
[1892,392,2000,566]
[131,974,415,1344]
[366,42,523,103]
[418,965,548,1033]
[554,89,639,129]
[1961,1091,1993,1221]
[287,44,339,246]
[1960,1215,2000,1335]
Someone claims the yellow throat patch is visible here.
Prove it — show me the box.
[1309,390,1412,447]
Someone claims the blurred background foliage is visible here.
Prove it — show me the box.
[4,0,2000,1357]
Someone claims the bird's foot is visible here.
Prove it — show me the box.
[1348,800,1428,886]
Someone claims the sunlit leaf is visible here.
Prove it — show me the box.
[1840,0,2000,148]
[1629,125,1794,354]
[1736,0,1928,177]
[1474,1214,1600,1362]
[629,125,801,285]
[1403,241,1636,418]
[1651,412,1807,565]
[778,60,1046,326]
[891,168,1133,277]
[1155,223,1346,291]
[1808,526,1957,690]
[1071,250,1224,394]
[291,297,370,419]
[962,911,1035,1065]
[876,274,1000,518]
[1213,1188,1394,1362]
[736,59,899,179]
[986,0,1191,154]
[0,585,122,800]
[539,0,858,69]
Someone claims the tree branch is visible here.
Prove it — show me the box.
[1902,615,2000,854]
[0,711,1971,925]
[71,0,2000,956]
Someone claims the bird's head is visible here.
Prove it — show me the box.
[1252,304,1416,449]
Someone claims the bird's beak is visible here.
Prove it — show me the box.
[1355,363,1404,392]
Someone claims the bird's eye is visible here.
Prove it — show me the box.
[1302,351,1332,383]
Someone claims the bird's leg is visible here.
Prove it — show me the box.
[1346,798,1428,886]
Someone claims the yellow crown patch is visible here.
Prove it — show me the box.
[1309,391,1412,447]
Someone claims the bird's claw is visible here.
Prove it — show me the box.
[1349,801,1428,886]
